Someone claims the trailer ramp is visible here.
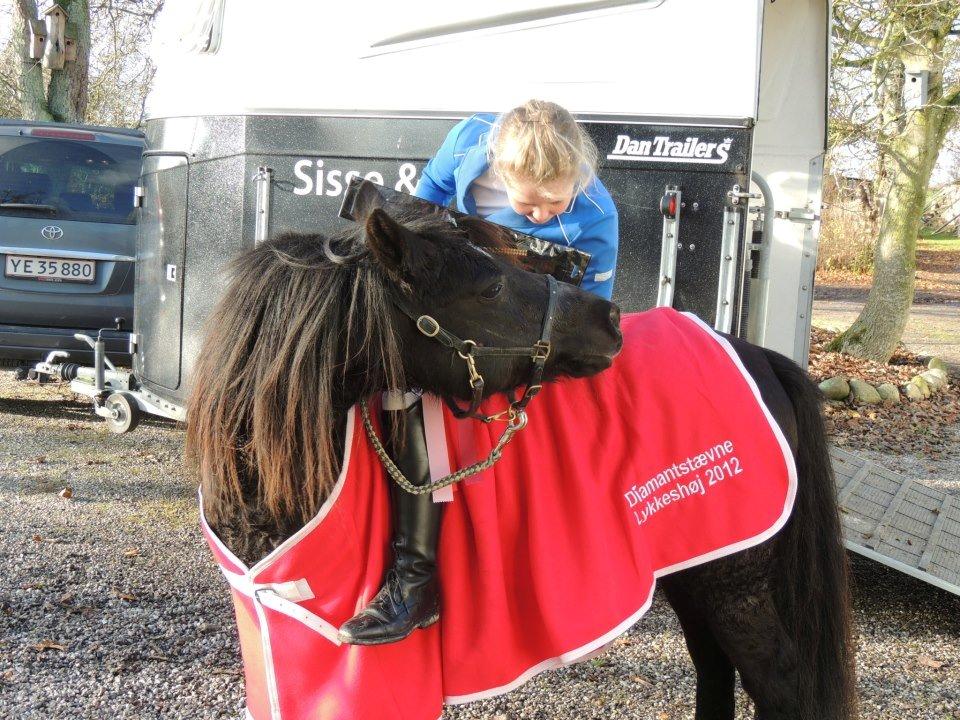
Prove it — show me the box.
[831,446,960,596]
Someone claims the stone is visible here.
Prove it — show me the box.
[849,379,882,404]
[920,369,948,390]
[877,383,901,404]
[904,382,924,401]
[910,375,932,398]
[928,357,949,373]
[818,377,850,400]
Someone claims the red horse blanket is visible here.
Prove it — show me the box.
[202,308,797,720]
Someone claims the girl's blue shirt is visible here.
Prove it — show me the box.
[414,113,619,300]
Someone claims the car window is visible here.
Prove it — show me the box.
[0,137,142,225]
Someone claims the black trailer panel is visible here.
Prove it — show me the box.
[134,114,754,408]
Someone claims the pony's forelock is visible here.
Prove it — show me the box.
[186,224,407,539]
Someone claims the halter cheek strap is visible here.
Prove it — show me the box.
[363,273,560,496]
[392,274,560,423]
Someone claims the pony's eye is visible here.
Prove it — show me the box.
[480,280,504,300]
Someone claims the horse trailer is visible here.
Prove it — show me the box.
[42,0,959,594]
[113,0,824,409]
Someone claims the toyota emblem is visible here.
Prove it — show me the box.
[41,226,64,240]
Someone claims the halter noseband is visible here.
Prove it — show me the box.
[360,272,561,497]
[393,273,560,424]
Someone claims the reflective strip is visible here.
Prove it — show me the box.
[219,568,314,602]
[594,269,614,282]
[269,579,314,602]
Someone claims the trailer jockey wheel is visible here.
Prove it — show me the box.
[104,392,141,434]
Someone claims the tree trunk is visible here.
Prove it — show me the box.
[829,39,951,362]
[47,0,90,122]
[16,0,53,121]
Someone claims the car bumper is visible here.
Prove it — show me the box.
[0,324,133,366]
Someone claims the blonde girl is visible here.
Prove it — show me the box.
[416,99,618,299]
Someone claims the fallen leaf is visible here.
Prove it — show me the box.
[111,589,137,602]
[31,640,66,652]
[632,674,654,688]
[58,591,75,605]
[123,548,140,558]
[31,534,42,542]
[58,487,73,499]
[918,655,946,670]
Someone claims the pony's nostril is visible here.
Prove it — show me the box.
[608,303,621,329]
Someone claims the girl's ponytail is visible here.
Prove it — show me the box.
[489,99,598,190]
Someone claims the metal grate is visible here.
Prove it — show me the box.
[831,445,960,596]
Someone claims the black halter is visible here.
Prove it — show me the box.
[392,274,560,423]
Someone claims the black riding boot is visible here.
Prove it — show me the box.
[338,397,441,645]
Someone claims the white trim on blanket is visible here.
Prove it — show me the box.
[199,490,247,573]
[198,405,357,578]
[670,312,799,572]
[248,405,358,579]
[440,309,799,706]
[444,583,656,704]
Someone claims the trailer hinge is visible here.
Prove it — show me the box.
[727,184,759,207]
[775,207,820,224]
[133,186,145,208]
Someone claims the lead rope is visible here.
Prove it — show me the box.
[360,402,528,495]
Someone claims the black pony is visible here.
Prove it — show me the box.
[187,207,855,719]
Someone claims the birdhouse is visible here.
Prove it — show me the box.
[27,20,46,60]
[42,4,68,70]
[904,71,930,111]
[64,37,77,63]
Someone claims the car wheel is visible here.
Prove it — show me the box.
[104,392,141,434]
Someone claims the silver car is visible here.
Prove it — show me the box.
[0,120,143,367]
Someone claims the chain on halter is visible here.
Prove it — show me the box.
[360,402,528,495]
[363,273,560,494]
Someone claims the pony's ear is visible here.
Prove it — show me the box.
[365,208,432,283]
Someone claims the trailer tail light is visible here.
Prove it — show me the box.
[660,190,680,219]
[30,128,96,141]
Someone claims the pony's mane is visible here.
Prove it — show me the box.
[186,212,466,544]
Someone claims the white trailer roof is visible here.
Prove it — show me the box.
[148,0,764,120]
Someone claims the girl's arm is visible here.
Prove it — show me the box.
[414,119,470,206]
[575,211,619,300]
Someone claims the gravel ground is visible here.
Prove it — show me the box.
[1,371,959,719]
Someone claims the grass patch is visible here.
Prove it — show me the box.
[917,233,960,252]
[918,227,958,239]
